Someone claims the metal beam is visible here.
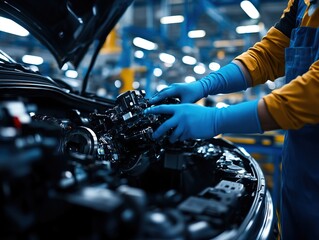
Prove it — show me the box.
[179,0,194,48]
[200,0,236,31]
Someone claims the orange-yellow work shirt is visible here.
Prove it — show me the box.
[235,0,319,129]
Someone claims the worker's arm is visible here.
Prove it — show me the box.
[145,58,276,142]
[233,59,280,131]
[149,61,249,104]
[258,99,280,131]
[238,0,319,130]
[226,42,319,132]
[144,58,281,143]
[147,55,319,141]
[263,61,319,129]
[235,0,296,86]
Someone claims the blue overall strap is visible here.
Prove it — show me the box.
[281,1,319,239]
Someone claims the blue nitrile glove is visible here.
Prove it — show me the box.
[149,80,204,104]
[144,99,263,143]
[149,62,248,104]
[200,62,248,96]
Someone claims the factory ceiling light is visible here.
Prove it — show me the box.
[114,80,122,88]
[65,70,78,79]
[194,64,206,74]
[159,53,176,64]
[0,17,29,36]
[133,37,158,50]
[134,50,144,58]
[188,30,206,38]
[209,62,221,71]
[182,55,197,65]
[22,55,43,65]
[185,76,196,83]
[240,0,260,19]
[160,15,184,24]
[236,24,261,34]
[153,68,163,77]
[61,63,69,71]
[213,39,245,48]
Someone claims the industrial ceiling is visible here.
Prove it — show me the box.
[0,0,288,92]
[125,0,287,86]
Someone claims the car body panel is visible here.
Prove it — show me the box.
[0,0,133,67]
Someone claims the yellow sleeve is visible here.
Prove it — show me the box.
[235,27,290,86]
[263,60,319,129]
[234,0,296,86]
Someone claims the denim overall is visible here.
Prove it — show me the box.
[281,1,319,239]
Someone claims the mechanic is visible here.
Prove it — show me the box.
[144,0,319,239]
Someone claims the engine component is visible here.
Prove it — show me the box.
[63,90,179,175]
[64,126,98,162]
[0,91,273,240]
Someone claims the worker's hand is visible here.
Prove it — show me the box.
[149,62,248,105]
[145,104,216,142]
[149,81,204,104]
[144,100,263,143]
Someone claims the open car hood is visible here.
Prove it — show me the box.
[0,0,133,68]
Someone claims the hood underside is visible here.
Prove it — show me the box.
[0,0,134,68]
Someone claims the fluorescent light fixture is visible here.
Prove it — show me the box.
[240,1,260,19]
[61,63,69,71]
[213,39,245,48]
[209,62,221,71]
[0,17,29,37]
[96,88,107,97]
[22,55,43,65]
[134,50,144,58]
[156,84,168,92]
[164,63,173,68]
[188,30,206,38]
[159,53,176,64]
[160,15,184,24]
[194,64,206,74]
[153,68,163,77]
[132,81,140,89]
[185,76,196,83]
[133,37,158,50]
[65,70,78,78]
[182,56,197,65]
[114,80,122,88]
[236,25,261,34]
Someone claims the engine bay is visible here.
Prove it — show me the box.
[0,89,272,239]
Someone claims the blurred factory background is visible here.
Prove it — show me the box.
[0,0,285,211]
[0,0,287,99]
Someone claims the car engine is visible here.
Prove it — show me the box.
[0,90,272,240]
